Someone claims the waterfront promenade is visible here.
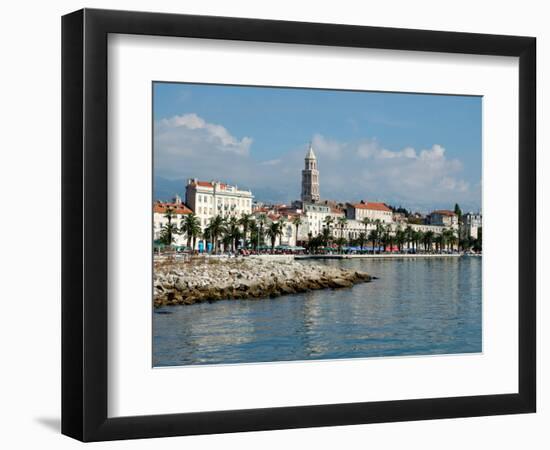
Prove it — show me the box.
[295,253,470,260]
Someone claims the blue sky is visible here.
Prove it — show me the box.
[153,82,482,212]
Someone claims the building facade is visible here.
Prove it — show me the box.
[185,179,253,230]
[301,144,320,203]
[429,210,459,229]
[153,141,478,252]
[153,199,192,246]
[461,212,482,239]
[346,201,393,223]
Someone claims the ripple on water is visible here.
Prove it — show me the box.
[153,257,482,367]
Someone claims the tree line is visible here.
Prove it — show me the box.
[158,204,481,254]
[158,208,304,254]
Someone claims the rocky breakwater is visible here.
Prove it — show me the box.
[154,257,372,307]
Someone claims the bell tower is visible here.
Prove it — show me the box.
[301,142,320,203]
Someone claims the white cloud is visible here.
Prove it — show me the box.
[419,144,445,161]
[356,140,379,159]
[260,159,281,166]
[311,133,345,160]
[154,114,479,211]
[156,113,252,157]
[439,177,469,192]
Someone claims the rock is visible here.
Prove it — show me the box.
[278,283,296,295]
[330,278,353,288]
[153,257,372,306]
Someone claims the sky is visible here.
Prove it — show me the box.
[153,82,482,213]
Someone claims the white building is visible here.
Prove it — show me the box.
[346,201,393,223]
[429,210,459,230]
[153,200,192,246]
[303,203,332,237]
[461,212,482,239]
[185,179,253,230]
[406,223,446,234]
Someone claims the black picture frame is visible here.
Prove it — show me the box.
[62,8,536,442]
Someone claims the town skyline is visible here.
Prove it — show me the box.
[154,82,482,213]
[153,143,482,251]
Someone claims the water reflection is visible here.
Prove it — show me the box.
[153,257,482,366]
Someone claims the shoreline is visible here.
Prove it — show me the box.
[295,253,473,260]
[154,257,372,307]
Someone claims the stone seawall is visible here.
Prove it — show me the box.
[154,257,371,307]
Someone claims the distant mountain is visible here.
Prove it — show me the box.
[154,176,296,205]
[249,186,295,204]
[153,176,478,213]
[154,177,186,202]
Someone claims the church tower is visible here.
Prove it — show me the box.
[301,143,320,203]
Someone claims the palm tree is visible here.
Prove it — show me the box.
[292,216,303,246]
[321,226,332,248]
[357,231,366,250]
[374,219,382,252]
[381,225,393,252]
[239,213,253,249]
[307,234,323,254]
[164,206,175,224]
[395,226,405,252]
[454,203,463,250]
[205,215,226,253]
[361,217,371,239]
[163,206,176,246]
[335,237,347,253]
[423,230,434,253]
[180,213,201,250]
[159,222,178,246]
[266,221,283,253]
[248,220,263,251]
[323,216,334,247]
[416,231,424,252]
[440,228,450,252]
[473,227,482,252]
[368,229,378,253]
[405,225,413,251]
[226,216,241,253]
[337,216,348,240]
[440,228,456,252]
[257,213,267,251]
[447,229,458,252]
[434,233,443,253]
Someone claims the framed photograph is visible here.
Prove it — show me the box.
[62,8,536,441]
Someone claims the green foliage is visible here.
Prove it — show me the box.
[159,222,178,246]
[266,221,284,253]
[180,213,201,249]
[454,203,462,218]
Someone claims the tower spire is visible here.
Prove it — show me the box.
[301,141,320,203]
[306,141,316,160]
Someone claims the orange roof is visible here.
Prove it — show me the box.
[283,211,302,218]
[352,202,392,212]
[153,201,193,215]
[191,180,230,189]
[431,210,456,216]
